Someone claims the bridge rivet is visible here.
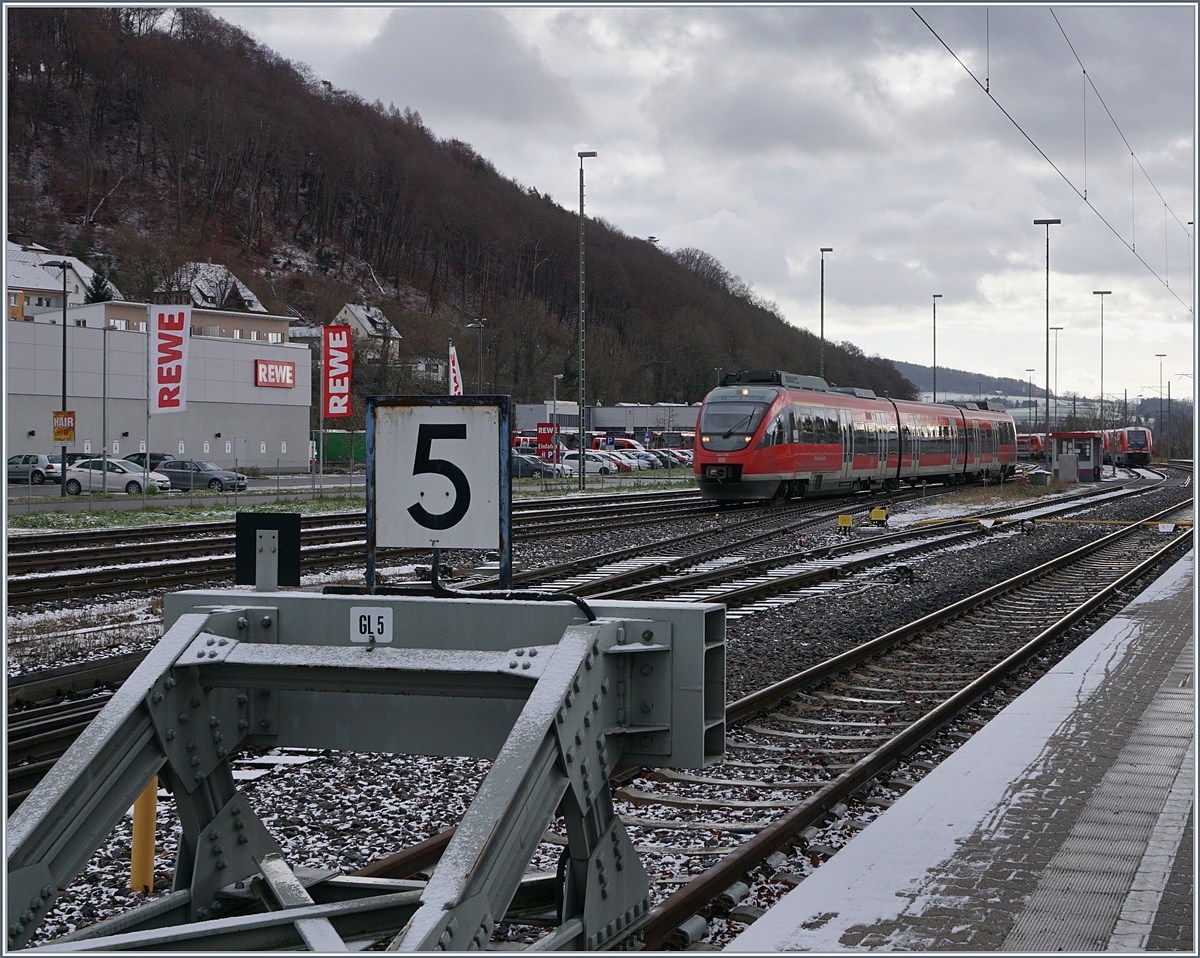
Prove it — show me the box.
[642,630,653,641]
[509,661,518,669]
[207,650,217,658]
[260,719,271,728]
[640,736,651,747]
[213,732,223,743]
[187,740,197,751]
[20,912,32,924]
[197,908,209,919]
[237,834,248,844]
[206,637,215,647]
[191,697,201,707]
[31,899,42,910]
[152,692,163,704]
[237,695,247,705]
[190,756,200,766]
[218,639,227,646]
[231,805,241,815]
[165,729,175,740]
[641,702,653,713]
[217,859,228,870]
[528,649,537,657]
[217,747,227,758]
[41,887,53,899]
[196,651,205,658]
[10,924,22,936]
[194,771,204,781]
[521,661,530,670]
[515,649,524,657]
[237,618,247,630]
[261,616,272,628]
[179,713,188,724]
[165,677,176,688]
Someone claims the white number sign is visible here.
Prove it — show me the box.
[373,404,500,549]
[350,606,393,643]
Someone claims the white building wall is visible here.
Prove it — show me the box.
[7,320,313,469]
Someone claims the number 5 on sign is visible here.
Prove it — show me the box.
[370,400,504,549]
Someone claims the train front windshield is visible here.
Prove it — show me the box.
[699,387,777,451]
[1128,430,1148,449]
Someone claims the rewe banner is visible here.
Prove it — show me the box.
[323,325,353,418]
[150,306,191,414]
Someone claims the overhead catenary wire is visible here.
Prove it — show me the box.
[1049,7,1192,239]
[911,7,1192,314]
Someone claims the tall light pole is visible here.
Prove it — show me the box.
[931,294,942,402]
[1049,326,1063,430]
[552,373,563,464]
[714,367,722,387]
[1034,218,1061,441]
[578,150,597,493]
[1152,352,1161,458]
[466,319,486,394]
[45,259,71,497]
[819,248,833,379]
[1093,291,1110,432]
[1026,368,1036,433]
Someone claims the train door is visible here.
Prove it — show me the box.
[840,409,852,479]
[971,419,981,470]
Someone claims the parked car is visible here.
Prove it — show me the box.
[121,452,172,471]
[628,451,660,470]
[64,459,172,495]
[6,454,61,485]
[158,459,248,492]
[561,451,613,475]
[511,452,551,479]
[599,450,635,472]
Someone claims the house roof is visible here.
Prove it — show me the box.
[161,263,267,313]
[6,259,64,294]
[6,242,124,299]
[341,303,397,337]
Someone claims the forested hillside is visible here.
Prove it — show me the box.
[7,7,918,404]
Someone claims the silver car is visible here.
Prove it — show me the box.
[64,458,172,495]
[6,454,61,485]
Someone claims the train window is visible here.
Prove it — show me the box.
[788,410,797,443]
[800,414,814,443]
[812,415,825,443]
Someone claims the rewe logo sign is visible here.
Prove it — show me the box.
[323,325,353,418]
[448,344,463,396]
[151,306,191,414]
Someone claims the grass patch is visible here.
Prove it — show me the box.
[945,477,1076,507]
[7,495,369,532]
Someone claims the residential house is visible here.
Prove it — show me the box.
[157,262,268,314]
[334,303,397,339]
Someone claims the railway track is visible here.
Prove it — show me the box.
[615,497,1193,949]
[5,490,724,605]
[9,482,1190,947]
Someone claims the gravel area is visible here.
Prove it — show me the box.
[11,474,1189,948]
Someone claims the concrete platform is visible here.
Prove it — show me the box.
[729,552,1194,952]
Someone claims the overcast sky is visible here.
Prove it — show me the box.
[213,4,1195,404]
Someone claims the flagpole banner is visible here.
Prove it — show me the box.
[323,325,353,418]
[449,343,463,396]
[150,306,191,414]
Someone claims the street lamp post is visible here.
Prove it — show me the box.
[1156,353,1166,459]
[1034,219,1061,444]
[932,294,942,402]
[1049,326,1063,430]
[578,150,598,493]
[45,259,71,497]
[819,248,833,379]
[1093,291,1111,432]
[552,373,563,465]
[466,319,486,394]
[1026,368,1036,434]
[714,367,722,387]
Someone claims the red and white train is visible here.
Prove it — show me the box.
[1103,426,1153,467]
[694,370,1018,501]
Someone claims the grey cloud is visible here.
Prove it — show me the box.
[333,8,581,131]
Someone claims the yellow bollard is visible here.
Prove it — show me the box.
[130,777,158,893]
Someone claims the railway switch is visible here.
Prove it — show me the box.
[5,590,725,952]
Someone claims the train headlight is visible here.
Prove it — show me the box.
[743,436,752,443]
[702,436,710,443]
